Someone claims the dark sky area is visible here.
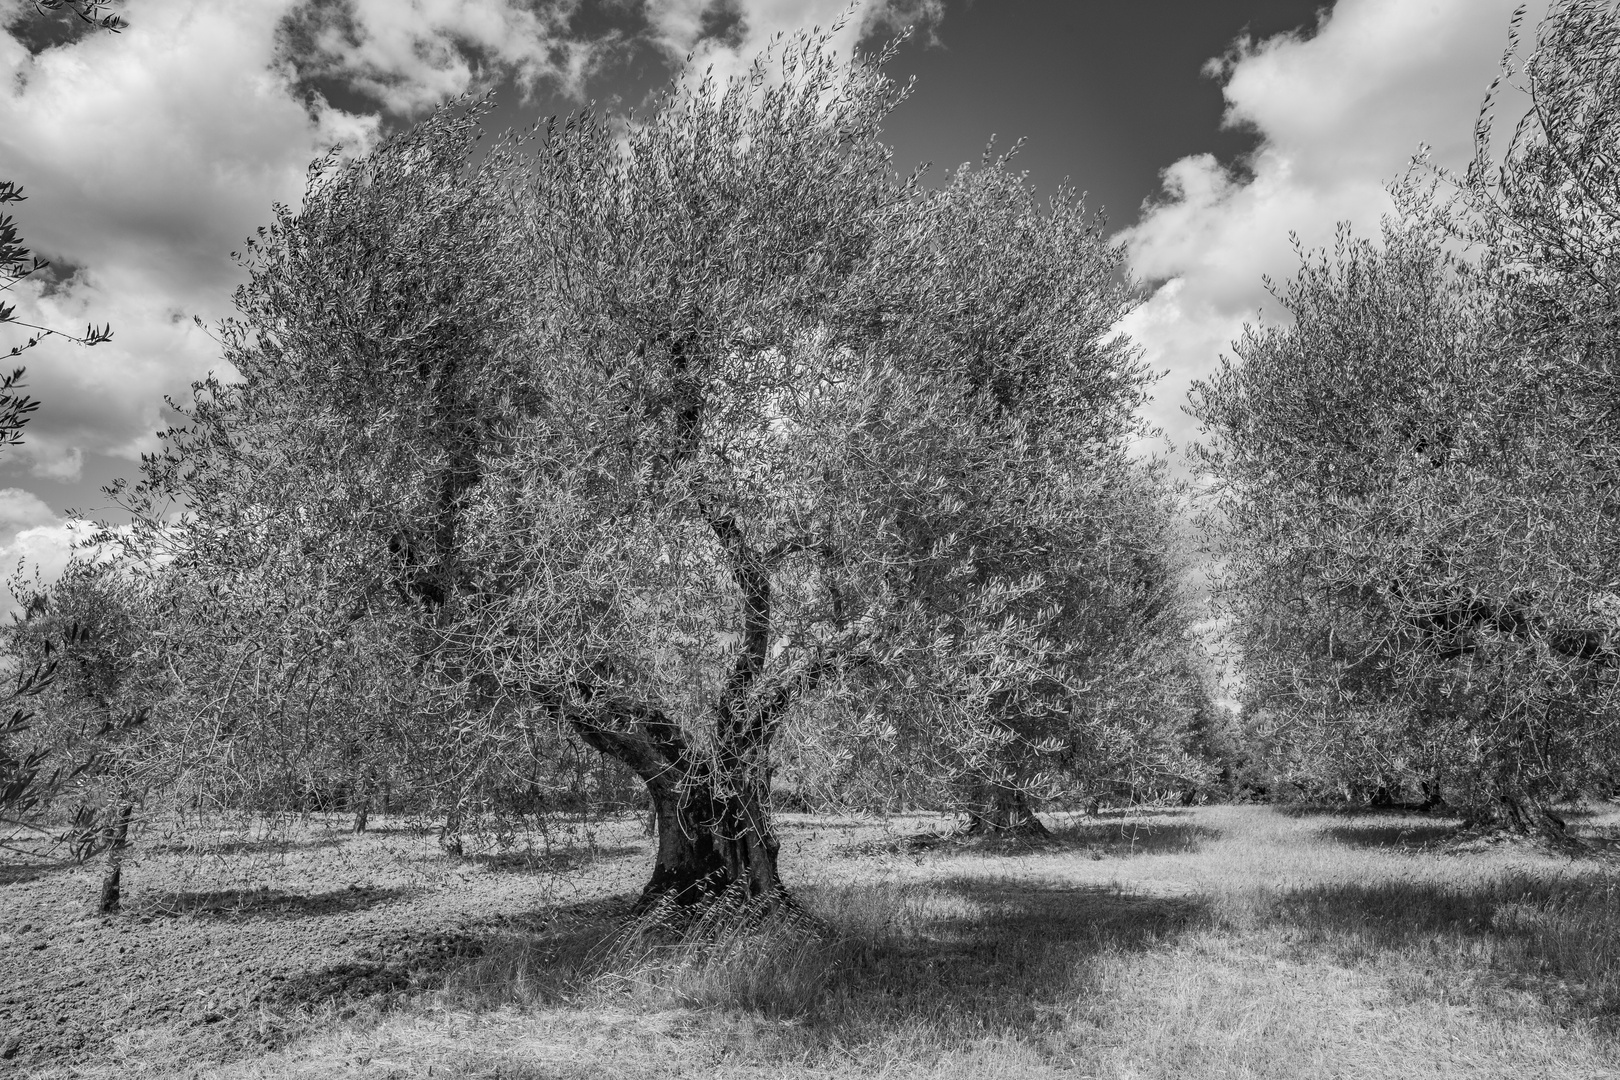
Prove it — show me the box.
[875,0,1328,226]
[469,0,1331,227]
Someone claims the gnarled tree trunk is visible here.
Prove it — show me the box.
[643,773,783,908]
[564,505,867,917]
[961,785,1050,839]
[574,713,788,912]
[1492,795,1571,842]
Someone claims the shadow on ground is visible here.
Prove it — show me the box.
[1270,868,1620,1030]
[839,809,1214,860]
[800,875,1206,1039]
[468,844,642,874]
[0,860,73,886]
[141,883,422,920]
[1322,819,1461,850]
[1040,815,1216,856]
[435,876,1204,1042]
[145,833,354,857]
[254,894,638,1039]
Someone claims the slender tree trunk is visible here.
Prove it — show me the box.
[98,802,134,914]
[351,767,373,833]
[439,807,464,856]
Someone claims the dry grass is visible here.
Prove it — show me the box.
[25,804,1620,1079]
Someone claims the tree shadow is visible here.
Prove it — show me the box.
[1039,818,1217,857]
[0,860,72,886]
[467,844,642,874]
[257,872,1208,1048]
[1322,820,1461,850]
[1274,802,1457,819]
[140,884,422,920]
[1269,871,1620,1031]
[421,875,1206,1040]
[145,834,353,857]
[257,894,635,1025]
[804,876,1207,1038]
[838,809,1210,859]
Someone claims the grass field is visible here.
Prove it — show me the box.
[8,803,1620,1079]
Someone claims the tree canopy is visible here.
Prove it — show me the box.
[92,28,1193,907]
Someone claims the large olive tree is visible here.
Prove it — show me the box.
[117,30,1160,908]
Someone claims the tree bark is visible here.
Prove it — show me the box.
[572,713,788,912]
[1492,795,1571,842]
[98,802,133,914]
[1454,791,1587,849]
[438,807,463,856]
[351,767,373,833]
[961,786,1050,839]
[642,771,784,910]
[562,552,866,918]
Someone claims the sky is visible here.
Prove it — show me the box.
[0,0,1547,593]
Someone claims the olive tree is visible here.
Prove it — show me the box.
[752,156,1207,836]
[1192,1,1620,837]
[117,30,1161,909]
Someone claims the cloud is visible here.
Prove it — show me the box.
[1120,0,1548,462]
[278,0,603,115]
[0,0,379,479]
[641,0,942,90]
[0,487,59,533]
[0,520,93,600]
[0,486,98,609]
[0,0,603,483]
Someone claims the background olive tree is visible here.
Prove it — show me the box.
[1192,0,1620,838]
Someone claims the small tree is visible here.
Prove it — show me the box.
[0,562,156,910]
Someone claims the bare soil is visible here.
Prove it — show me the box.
[0,815,656,1075]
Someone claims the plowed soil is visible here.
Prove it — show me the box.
[0,816,657,1076]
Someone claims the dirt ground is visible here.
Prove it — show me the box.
[0,813,659,1075]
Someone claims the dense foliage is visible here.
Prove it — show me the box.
[1193,0,1620,835]
[25,30,1207,908]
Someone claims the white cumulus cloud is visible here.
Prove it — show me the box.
[0,0,382,480]
[0,0,606,611]
[280,0,601,114]
[0,0,603,484]
[1120,0,1547,461]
